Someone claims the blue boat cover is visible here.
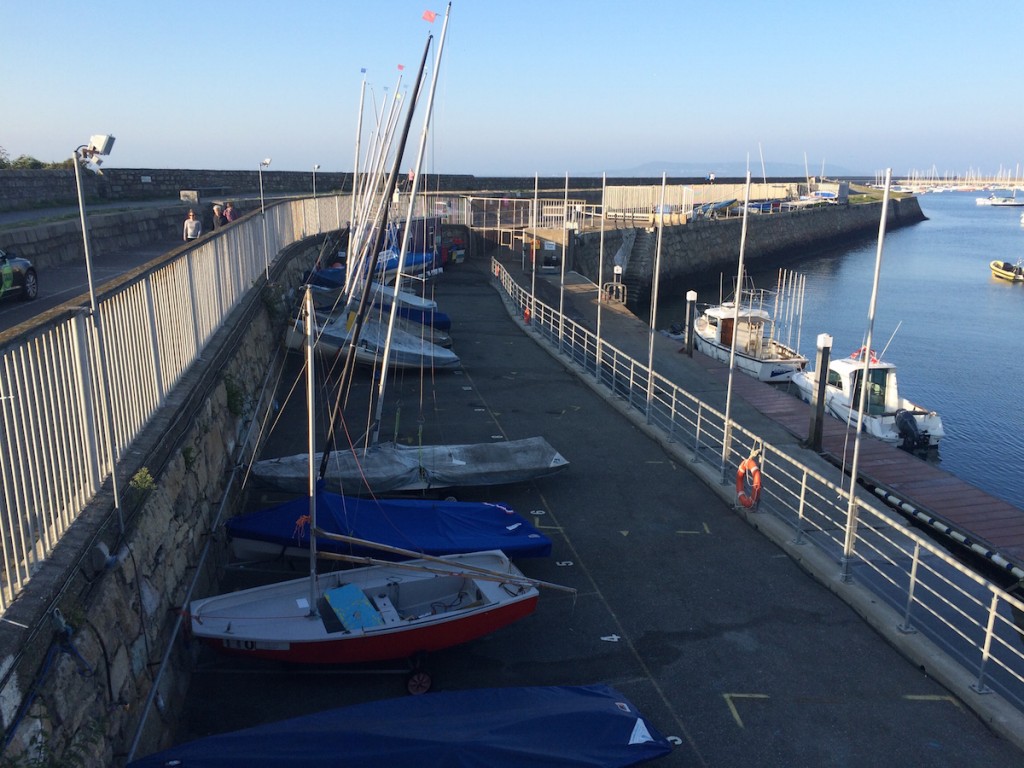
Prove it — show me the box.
[226,483,552,560]
[128,684,673,767]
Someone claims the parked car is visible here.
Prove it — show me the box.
[0,248,38,301]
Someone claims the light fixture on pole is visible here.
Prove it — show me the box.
[312,164,321,233]
[259,157,271,279]
[73,134,122,532]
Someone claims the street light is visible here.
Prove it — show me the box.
[312,164,321,233]
[72,134,122,531]
[259,157,271,279]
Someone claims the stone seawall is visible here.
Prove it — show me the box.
[1,169,814,213]
[0,241,318,766]
[570,197,926,309]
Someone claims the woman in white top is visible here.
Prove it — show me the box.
[183,210,202,241]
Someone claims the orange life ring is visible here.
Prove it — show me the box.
[736,458,762,508]
[850,346,879,364]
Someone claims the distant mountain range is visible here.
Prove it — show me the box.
[593,160,858,179]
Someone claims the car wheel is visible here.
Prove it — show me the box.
[21,270,38,301]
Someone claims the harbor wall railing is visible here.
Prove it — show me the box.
[0,194,352,613]
[489,256,1024,732]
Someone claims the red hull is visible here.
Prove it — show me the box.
[199,594,538,665]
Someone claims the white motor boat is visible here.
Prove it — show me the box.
[791,346,944,452]
[692,286,808,383]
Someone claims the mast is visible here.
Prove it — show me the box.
[319,32,433,483]
[841,168,893,581]
[372,3,452,444]
[720,170,752,480]
[304,287,318,615]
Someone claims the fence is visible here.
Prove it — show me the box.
[491,256,1024,716]
[0,195,354,611]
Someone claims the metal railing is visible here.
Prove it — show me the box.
[0,195,350,612]
[493,256,1024,715]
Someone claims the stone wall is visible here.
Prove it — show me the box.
[1,199,264,271]
[0,240,319,766]
[1,169,819,213]
[569,197,926,309]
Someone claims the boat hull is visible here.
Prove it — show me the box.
[989,260,1024,282]
[127,684,672,768]
[226,488,553,562]
[190,551,539,665]
[694,334,807,383]
[252,437,570,494]
[285,315,460,369]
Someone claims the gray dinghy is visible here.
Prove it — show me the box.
[251,436,569,494]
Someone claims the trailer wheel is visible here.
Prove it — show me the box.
[406,669,432,695]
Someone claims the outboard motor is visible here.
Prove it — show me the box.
[895,409,929,453]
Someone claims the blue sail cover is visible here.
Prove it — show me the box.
[128,684,673,768]
[226,485,552,559]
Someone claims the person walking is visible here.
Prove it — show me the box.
[183,209,202,241]
[212,204,227,229]
[224,201,238,222]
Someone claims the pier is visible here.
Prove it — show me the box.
[2,197,1023,764]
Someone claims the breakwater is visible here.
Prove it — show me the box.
[569,197,926,310]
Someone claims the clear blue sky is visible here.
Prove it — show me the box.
[4,0,1023,178]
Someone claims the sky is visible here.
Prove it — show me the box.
[4,0,1024,178]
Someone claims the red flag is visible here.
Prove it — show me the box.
[423,9,437,22]
[397,64,405,70]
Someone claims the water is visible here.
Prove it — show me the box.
[657,191,1024,508]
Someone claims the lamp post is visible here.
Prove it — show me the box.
[312,164,321,233]
[73,134,122,531]
[259,157,271,279]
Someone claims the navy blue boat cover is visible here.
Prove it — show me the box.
[128,684,673,767]
[226,484,552,559]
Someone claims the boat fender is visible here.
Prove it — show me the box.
[524,307,531,324]
[736,458,762,509]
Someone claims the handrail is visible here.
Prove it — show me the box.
[0,195,349,611]
[490,255,1024,716]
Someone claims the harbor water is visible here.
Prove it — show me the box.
[658,190,1024,509]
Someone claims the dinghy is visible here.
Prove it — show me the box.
[127,684,673,767]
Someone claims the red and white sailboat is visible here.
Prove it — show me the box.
[188,546,540,666]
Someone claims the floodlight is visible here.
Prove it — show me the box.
[88,135,115,156]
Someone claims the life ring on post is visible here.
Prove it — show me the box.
[736,458,762,509]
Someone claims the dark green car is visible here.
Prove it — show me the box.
[0,247,38,301]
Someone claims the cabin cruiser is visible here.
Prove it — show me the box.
[791,347,944,452]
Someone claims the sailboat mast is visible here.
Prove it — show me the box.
[347,73,367,267]
[841,168,893,580]
[720,170,752,479]
[304,287,318,614]
[372,3,452,444]
[319,32,433,482]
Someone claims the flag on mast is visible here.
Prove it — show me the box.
[423,9,437,22]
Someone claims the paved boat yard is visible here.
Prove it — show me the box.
[166,249,1024,768]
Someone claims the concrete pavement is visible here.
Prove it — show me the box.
[166,251,1023,767]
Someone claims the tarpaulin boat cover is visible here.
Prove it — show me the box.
[227,482,552,559]
[128,684,673,768]
[252,436,569,494]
